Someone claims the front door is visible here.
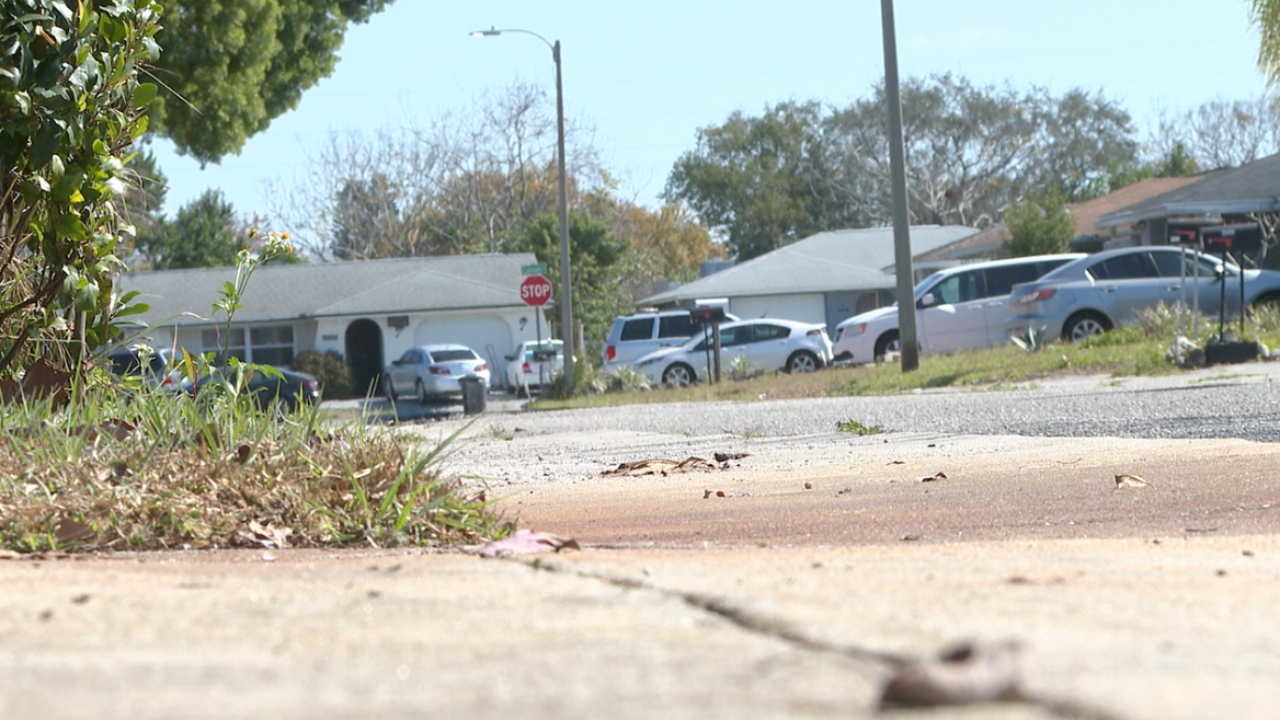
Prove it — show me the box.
[345,319,385,398]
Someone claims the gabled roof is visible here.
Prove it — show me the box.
[1097,154,1280,228]
[640,226,973,305]
[121,253,539,328]
[1071,176,1205,234]
[914,177,1208,262]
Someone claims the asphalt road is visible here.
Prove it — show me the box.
[468,362,1280,443]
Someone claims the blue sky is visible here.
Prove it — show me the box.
[149,0,1270,223]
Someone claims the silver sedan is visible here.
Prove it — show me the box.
[1006,245,1280,343]
[384,344,491,403]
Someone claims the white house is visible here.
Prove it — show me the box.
[119,253,551,394]
[640,225,975,330]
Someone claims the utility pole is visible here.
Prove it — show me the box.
[879,0,920,372]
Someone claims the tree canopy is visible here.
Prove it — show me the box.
[1252,0,1280,87]
[148,0,393,164]
[664,74,1137,261]
[1005,188,1077,257]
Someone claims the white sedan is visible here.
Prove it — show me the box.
[504,339,564,395]
[634,319,833,386]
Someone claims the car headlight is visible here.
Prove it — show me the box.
[838,323,867,341]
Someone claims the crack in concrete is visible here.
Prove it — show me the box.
[516,554,1133,720]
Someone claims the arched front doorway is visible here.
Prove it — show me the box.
[345,319,384,398]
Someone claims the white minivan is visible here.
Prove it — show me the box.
[832,254,1084,364]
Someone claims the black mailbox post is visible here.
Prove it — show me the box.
[689,305,727,382]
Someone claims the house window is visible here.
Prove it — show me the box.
[249,326,295,367]
[201,327,247,363]
[199,325,294,366]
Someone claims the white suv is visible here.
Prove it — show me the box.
[832,254,1083,364]
[601,309,738,374]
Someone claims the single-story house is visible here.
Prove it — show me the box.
[119,253,551,394]
[639,225,974,331]
[1096,154,1280,263]
[913,177,1206,262]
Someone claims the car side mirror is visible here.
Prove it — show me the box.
[919,293,936,308]
[391,359,402,366]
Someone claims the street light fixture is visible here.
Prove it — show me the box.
[471,26,575,389]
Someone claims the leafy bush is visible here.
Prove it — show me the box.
[0,1,161,378]
[293,350,354,399]
[607,365,651,393]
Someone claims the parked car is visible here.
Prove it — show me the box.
[832,254,1083,364]
[504,339,564,396]
[185,365,320,412]
[633,318,832,386]
[103,345,181,392]
[1006,245,1280,344]
[384,344,491,403]
[602,308,740,374]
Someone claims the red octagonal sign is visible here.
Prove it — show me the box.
[520,274,553,307]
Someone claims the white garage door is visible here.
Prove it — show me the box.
[414,314,512,373]
[730,294,827,328]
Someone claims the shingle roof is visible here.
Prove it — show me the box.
[640,226,973,305]
[913,178,1208,262]
[121,253,539,328]
[1097,154,1280,228]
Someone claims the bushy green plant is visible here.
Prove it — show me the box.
[608,364,651,393]
[726,354,761,380]
[293,350,354,399]
[1,0,162,378]
[1009,326,1049,352]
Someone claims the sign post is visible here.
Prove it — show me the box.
[520,274,554,393]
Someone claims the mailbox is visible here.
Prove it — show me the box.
[690,306,727,324]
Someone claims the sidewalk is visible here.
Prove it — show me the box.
[3,433,1279,720]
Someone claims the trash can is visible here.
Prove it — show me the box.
[460,377,487,416]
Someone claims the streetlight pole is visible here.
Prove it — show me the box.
[472,26,575,389]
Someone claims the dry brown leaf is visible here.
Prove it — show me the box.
[713,452,750,463]
[920,472,948,482]
[1114,473,1148,488]
[473,529,580,558]
[237,520,292,549]
[879,641,1027,709]
[603,457,716,476]
[0,358,73,406]
[54,517,95,544]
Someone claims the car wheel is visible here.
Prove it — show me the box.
[1064,312,1110,343]
[662,363,696,387]
[786,351,819,374]
[416,380,429,405]
[874,331,900,359]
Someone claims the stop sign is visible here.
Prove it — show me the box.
[520,274,553,306]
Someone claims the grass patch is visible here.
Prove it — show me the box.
[0,373,511,553]
[836,419,885,435]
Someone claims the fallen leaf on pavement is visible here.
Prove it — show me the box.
[603,457,717,476]
[1114,473,1148,488]
[473,529,580,558]
[713,452,750,463]
[879,641,1026,709]
[920,472,948,482]
[1007,575,1066,586]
